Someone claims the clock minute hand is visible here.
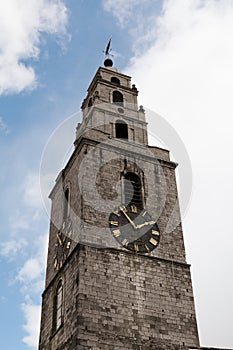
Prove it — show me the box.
[57,233,63,246]
[135,221,155,229]
[120,206,137,229]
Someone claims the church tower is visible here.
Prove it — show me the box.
[38,56,200,350]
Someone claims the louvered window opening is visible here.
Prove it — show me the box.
[115,120,128,139]
[56,281,63,329]
[124,173,143,209]
[113,90,123,106]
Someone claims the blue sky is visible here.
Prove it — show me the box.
[1,1,233,349]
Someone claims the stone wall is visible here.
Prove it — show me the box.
[39,244,199,350]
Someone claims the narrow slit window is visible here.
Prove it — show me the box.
[54,280,63,330]
[88,98,93,107]
[63,188,69,220]
[115,120,128,140]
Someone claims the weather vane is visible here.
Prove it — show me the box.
[103,36,113,58]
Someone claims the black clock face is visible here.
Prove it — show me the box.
[54,218,72,270]
[109,205,160,254]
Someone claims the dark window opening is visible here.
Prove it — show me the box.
[88,98,93,107]
[54,280,63,330]
[63,188,69,220]
[113,90,123,106]
[124,172,143,210]
[111,77,120,85]
[115,120,128,140]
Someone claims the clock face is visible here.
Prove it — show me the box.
[109,205,160,254]
[54,218,72,270]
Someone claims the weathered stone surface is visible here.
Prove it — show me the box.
[45,134,186,288]
[39,65,201,350]
[39,244,199,350]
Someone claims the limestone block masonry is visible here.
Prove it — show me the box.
[38,62,216,350]
[39,244,199,350]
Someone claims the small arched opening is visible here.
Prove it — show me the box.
[113,90,123,106]
[111,77,120,85]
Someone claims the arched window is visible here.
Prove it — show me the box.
[54,280,63,330]
[111,77,120,85]
[113,90,123,106]
[115,120,128,140]
[63,188,69,220]
[124,172,143,210]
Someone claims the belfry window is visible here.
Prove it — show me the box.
[111,77,120,85]
[54,280,63,330]
[113,90,123,106]
[63,188,70,220]
[115,120,128,140]
[124,172,143,210]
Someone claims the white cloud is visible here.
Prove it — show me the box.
[0,117,10,134]
[23,173,43,209]
[103,0,138,26]
[18,234,48,348]
[1,236,46,349]
[103,0,153,27]
[127,0,233,161]
[18,258,43,283]
[0,0,68,95]
[17,235,47,280]
[0,238,27,258]
[124,0,233,348]
[22,303,41,349]
[103,0,160,54]
[8,172,44,235]
[9,211,30,232]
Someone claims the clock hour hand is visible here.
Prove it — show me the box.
[120,206,137,229]
[135,221,155,229]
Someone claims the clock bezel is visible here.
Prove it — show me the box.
[109,205,160,254]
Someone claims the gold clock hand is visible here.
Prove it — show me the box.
[57,233,63,246]
[135,221,155,229]
[120,206,137,229]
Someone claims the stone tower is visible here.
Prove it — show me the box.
[38,58,200,350]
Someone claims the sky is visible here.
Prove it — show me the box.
[0,0,233,349]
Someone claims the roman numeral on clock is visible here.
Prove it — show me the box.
[113,229,121,237]
[152,230,160,236]
[122,238,129,246]
[150,238,158,246]
[131,205,138,213]
[134,244,139,252]
[109,221,119,226]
